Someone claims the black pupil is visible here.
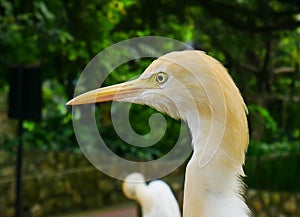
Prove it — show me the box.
[158,74,164,82]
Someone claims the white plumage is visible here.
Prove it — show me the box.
[122,173,181,217]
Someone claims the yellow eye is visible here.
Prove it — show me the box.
[156,72,168,83]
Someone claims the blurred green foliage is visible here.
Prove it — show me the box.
[245,153,300,191]
[0,0,300,186]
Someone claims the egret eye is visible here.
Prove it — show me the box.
[156,72,168,83]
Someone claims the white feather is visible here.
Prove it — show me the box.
[122,173,181,217]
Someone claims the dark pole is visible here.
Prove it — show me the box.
[15,118,23,217]
[15,68,23,217]
[8,66,42,217]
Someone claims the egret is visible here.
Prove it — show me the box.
[122,173,181,217]
[67,50,250,217]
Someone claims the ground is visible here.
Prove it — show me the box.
[53,204,138,217]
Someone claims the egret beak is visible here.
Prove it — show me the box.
[66,78,149,105]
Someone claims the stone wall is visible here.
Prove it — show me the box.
[0,149,300,217]
[0,150,128,217]
[247,189,300,217]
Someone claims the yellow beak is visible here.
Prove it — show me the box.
[66,78,150,106]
